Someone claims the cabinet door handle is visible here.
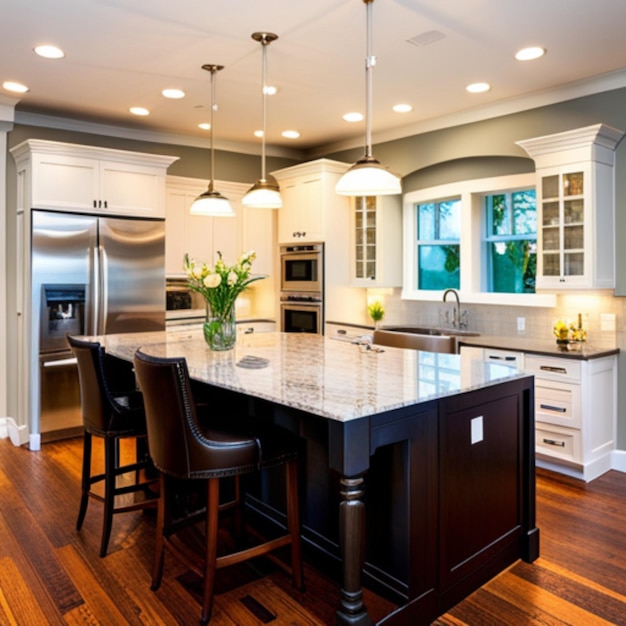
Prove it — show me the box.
[542,438,566,447]
[489,355,516,361]
[539,403,567,413]
[539,365,568,374]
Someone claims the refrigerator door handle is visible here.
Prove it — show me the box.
[87,242,99,336]
[98,244,109,335]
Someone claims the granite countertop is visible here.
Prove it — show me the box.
[457,334,619,360]
[95,329,528,423]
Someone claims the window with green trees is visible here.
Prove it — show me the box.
[416,198,461,290]
[485,189,537,293]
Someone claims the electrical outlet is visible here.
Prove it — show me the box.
[517,317,525,332]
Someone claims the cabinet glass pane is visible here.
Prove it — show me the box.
[542,201,559,226]
[563,172,584,196]
[564,199,584,224]
[355,196,377,281]
[564,252,584,276]
[542,227,559,251]
[564,225,583,250]
[542,175,559,199]
[543,253,560,276]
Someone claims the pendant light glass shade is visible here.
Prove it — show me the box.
[336,0,401,197]
[190,64,235,217]
[242,32,283,209]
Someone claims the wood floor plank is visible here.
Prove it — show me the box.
[0,556,52,625]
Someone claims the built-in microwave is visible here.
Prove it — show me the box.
[280,243,324,293]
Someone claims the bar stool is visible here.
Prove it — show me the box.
[133,349,303,625]
[68,336,158,557]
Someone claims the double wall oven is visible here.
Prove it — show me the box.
[280,242,324,334]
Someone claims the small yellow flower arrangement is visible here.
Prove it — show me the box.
[553,318,587,345]
[553,319,570,342]
[368,301,385,327]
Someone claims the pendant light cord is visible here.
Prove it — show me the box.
[261,37,268,181]
[210,67,216,192]
[365,0,374,159]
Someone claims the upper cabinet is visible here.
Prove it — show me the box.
[165,176,274,277]
[11,139,178,218]
[273,159,351,244]
[351,194,402,288]
[517,124,624,289]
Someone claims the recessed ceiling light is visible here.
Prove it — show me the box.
[393,104,413,113]
[254,130,264,138]
[263,85,277,96]
[198,122,211,130]
[129,106,150,116]
[282,130,300,139]
[343,112,364,123]
[3,81,29,93]
[34,44,65,59]
[162,88,185,99]
[466,82,491,94]
[515,46,546,61]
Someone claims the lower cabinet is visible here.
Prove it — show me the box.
[460,346,617,481]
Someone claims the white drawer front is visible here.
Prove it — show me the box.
[535,381,581,428]
[536,424,581,463]
[525,354,581,382]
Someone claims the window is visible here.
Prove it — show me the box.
[403,173,555,307]
[485,189,537,293]
[416,198,461,289]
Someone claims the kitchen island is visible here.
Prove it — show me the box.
[96,329,539,625]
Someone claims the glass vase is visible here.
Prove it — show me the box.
[203,306,237,351]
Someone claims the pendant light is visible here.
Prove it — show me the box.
[242,32,283,209]
[190,64,235,217]
[335,0,401,196]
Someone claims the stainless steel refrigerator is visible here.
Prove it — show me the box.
[32,209,166,441]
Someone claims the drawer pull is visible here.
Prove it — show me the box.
[539,365,568,374]
[542,438,566,447]
[489,355,517,361]
[539,403,567,413]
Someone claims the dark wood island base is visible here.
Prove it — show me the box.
[96,330,539,625]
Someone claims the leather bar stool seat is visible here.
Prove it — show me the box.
[133,349,303,625]
[68,336,158,557]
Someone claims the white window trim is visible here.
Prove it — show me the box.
[402,172,556,308]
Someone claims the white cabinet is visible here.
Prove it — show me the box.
[273,159,350,244]
[11,139,178,217]
[525,353,616,481]
[517,124,624,289]
[165,176,275,277]
[351,194,402,287]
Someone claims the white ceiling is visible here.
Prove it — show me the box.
[3,0,626,156]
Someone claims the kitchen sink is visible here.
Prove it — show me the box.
[373,326,480,354]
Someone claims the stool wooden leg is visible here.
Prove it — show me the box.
[99,436,117,557]
[151,474,166,591]
[201,477,220,625]
[76,431,92,531]
[286,458,304,590]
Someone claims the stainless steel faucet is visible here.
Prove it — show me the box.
[442,288,462,329]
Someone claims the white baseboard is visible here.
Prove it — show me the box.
[0,417,7,439]
[610,449,626,473]
[7,418,29,447]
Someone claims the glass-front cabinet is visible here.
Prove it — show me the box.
[539,168,587,284]
[351,194,402,287]
[518,124,624,289]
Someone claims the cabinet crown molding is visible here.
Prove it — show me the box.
[516,123,624,162]
[272,158,350,183]
[10,138,179,169]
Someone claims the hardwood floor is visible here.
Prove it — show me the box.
[1,436,626,625]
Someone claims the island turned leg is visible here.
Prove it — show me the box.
[337,475,373,626]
